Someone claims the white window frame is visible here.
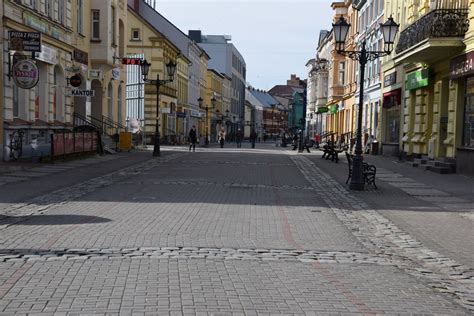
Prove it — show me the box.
[77,0,84,35]
[131,29,140,41]
[91,9,100,40]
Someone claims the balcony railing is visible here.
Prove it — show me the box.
[395,9,469,54]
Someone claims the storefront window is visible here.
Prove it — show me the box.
[463,76,474,147]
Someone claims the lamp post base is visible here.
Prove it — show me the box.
[152,134,161,157]
[349,156,365,190]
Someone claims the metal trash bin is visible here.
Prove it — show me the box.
[371,141,379,155]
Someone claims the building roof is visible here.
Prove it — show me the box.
[247,88,280,109]
[268,85,304,98]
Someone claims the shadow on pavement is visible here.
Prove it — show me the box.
[2,214,111,226]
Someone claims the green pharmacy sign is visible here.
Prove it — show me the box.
[406,69,430,90]
[317,106,328,113]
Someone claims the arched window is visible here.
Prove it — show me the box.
[108,81,113,119]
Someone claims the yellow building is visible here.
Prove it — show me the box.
[3,0,79,160]
[175,55,191,143]
[205,69,224,142]
[393,0,472,174]
[126,6,180,144]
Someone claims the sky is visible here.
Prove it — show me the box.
[154,0,334,90]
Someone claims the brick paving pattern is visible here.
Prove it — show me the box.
[0,147,471,314]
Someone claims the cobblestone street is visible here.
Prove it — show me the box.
[0,146,472,315]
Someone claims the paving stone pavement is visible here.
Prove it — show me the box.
[0,147,471,314]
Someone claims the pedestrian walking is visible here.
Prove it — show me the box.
[292,133,298,150]
[188,125,197,152]
[236,128,243,148]
[218,127,226,148]
[250,130,257,148]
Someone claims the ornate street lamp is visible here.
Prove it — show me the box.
[140,59,177,157]
[198,96,216,146]
[333,15,399,190]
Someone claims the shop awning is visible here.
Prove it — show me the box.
[383,89,401,108]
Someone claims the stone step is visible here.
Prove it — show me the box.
[427,165,453,174]
[413,158,428,165]
[407,161,419,168]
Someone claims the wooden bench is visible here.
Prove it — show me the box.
[345,152,377,189]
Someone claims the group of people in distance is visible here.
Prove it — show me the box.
[187,126,257,151]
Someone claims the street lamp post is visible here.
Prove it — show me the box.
[333,15,399,190]
[140,59,177,157]
[198,96,216,147]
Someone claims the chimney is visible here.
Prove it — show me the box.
[133,0,140,11]
[188,30,202,43]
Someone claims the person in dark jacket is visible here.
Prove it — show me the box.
[236,128,243,148]
[249,130,257,148]
[188,126,197,152]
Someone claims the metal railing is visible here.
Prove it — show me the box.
[395,8,469,54]
[73,112,101,131]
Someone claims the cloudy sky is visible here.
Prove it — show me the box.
[155,0,334,90]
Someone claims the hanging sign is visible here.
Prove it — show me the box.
[122,58,143,65]
[88,69,102,80]
[69,74,82,87]
[317,106,328,113]
[9,31,42,52]
[111,68,121,80]
[66,65,81,73]
[12,59,39,89]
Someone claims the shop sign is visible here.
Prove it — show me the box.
[73,49,88,65]
[450,51,474,79]
[406,69,430,90]
[8,31,42,52]
[88,69,102,80]
[122,58,143,65]
[24,13,48,34]
[12,59,39,89]
[317,106,328,113]
[69,74,82,88]
[70,89,95,97]
[35,44,57,64]
[190,110,202,117]
[177,112,186,118]
[66,65,81,73]
[161,107,171,114]
[111,68,121,80]
[384,72,397,87]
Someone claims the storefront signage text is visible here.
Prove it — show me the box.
[12,59,39,89]
[35,44,57,64]
[8,31,41,52]
[384,72,397,87]
[406,69,430,90]
[450,51,474,79]
[73,49,88,65]
[71,89,95,97]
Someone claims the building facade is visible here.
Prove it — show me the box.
[189,31,247,129]
[392,0,472,174]
[126,4,180,145]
